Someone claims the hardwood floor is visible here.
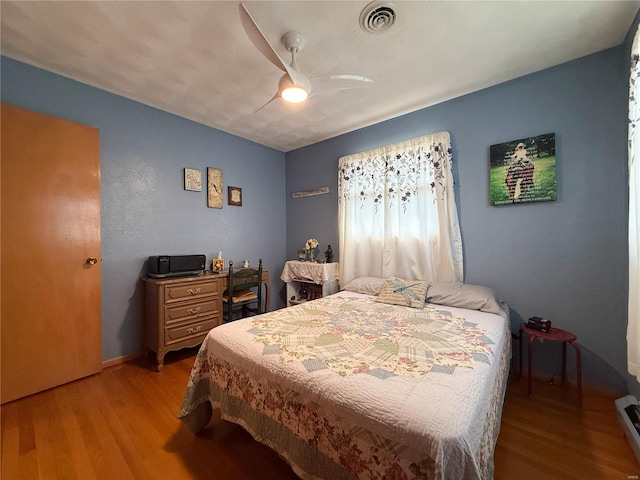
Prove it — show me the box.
[496,376,639,479]
[2,348,638,479]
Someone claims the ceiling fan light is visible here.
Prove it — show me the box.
[281,86,308,103]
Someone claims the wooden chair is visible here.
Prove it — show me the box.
[222,259,263,322]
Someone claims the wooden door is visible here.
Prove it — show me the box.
[1,104,102,404]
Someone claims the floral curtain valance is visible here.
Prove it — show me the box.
[339,132,451,213]
[337,131,463,286]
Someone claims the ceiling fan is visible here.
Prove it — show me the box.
[239,3,374,111]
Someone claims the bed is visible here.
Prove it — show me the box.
[179,278,511,480]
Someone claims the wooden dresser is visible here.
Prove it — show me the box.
[143,274,223,371]
[143,270,270,371]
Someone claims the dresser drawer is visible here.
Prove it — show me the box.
[165,317,218,346]
[164,299,219,326]
[164,280,220,303]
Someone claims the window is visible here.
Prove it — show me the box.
[337,131,463,285]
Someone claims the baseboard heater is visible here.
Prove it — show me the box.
[615,395,640,464]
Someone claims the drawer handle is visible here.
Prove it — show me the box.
[187,325,203,334]
[186,307,201,314]
[187,288,202,295]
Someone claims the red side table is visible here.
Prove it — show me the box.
[519,324,582,406]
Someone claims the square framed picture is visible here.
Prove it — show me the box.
[184,168,202,192]
[489,132,557,206]
[207,168,223,208]
[228,186,242,206]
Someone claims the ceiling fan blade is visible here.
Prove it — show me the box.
[255,91,281,113]
[239,3,288,72]
[239,3,309,89]
[309,75,374,97]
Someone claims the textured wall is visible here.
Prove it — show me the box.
[286,47,630,393]
[2,44,632,392]
[1,57,287,362]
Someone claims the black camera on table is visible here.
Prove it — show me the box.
[527,316,551,333]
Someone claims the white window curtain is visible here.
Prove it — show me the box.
[628,26,640,381]
[337,131,463,286]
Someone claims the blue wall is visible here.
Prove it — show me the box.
[2,40,634,393]
[1,57,287,363]
[286,47,631,393]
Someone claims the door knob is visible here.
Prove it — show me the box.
[86,257,98,265]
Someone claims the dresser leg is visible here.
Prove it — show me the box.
[156,350,165,372]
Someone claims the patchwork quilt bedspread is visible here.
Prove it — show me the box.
[179,292,511,480]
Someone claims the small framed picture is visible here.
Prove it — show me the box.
[207,168,223,208]
[228,186,242,206]
[184,168,202,192]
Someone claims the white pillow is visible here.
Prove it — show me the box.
[426,282,505,315]
[342,277,387,296]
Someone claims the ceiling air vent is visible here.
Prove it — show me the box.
[360,1,397,34]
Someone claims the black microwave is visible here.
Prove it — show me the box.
[147,255,206,278]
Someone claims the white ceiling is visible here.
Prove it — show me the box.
[1,1,638,152]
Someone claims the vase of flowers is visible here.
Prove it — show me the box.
[305,238,319,262]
